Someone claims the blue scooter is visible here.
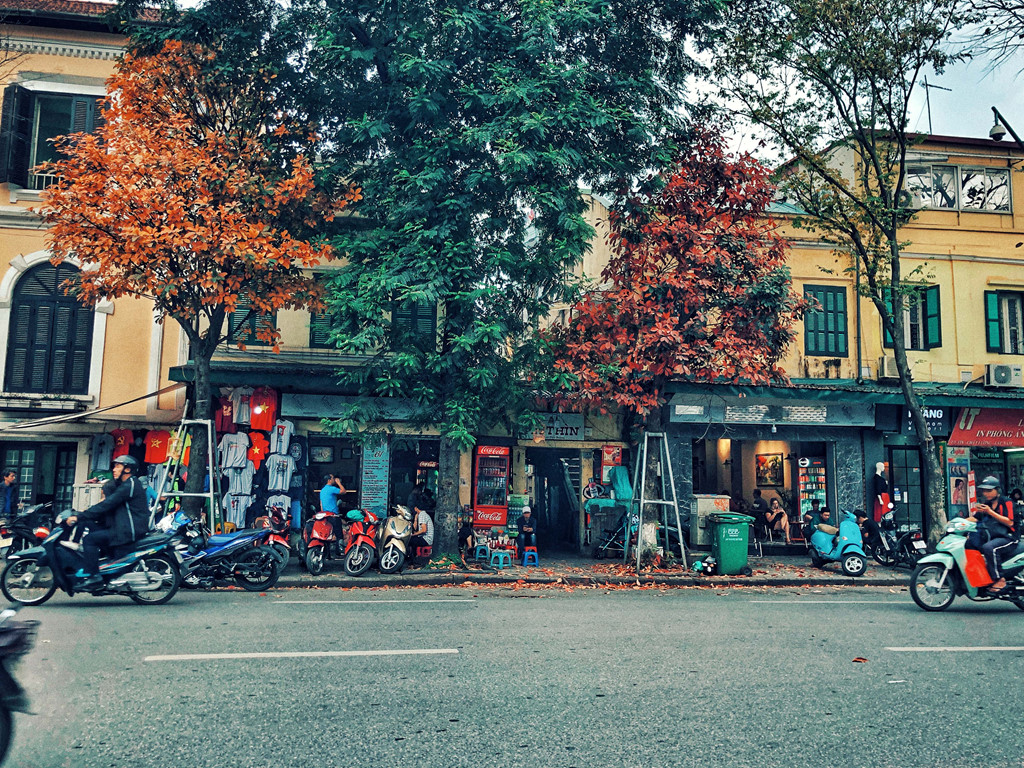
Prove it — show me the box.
[160,511,280,591]
[808,510,867,576]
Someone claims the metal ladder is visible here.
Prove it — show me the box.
[623,432,688,570]
[148,403,221,530]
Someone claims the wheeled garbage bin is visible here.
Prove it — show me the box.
[708,513,754,575]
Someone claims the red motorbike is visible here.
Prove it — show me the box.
[343,510,380,576]
[301,511,339,576]
[260,506,292,570]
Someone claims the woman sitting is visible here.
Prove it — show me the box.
[765,497,792,544]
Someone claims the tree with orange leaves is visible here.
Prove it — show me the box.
[545,128,808,545]
[39,40,346,511]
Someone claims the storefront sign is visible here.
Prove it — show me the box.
[477,445,509,456]
[359,438,390,517]
[537,414,584,441]
[902,406,951,437]
[666,395,872,426]
[949,407,1024,447]
[281,394,416,421]
[946,446,970,519]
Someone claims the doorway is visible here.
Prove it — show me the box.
[524,448,582,551]
[888,447,923,531]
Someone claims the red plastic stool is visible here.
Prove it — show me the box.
[522,546,539,566]
[414,546,433,561]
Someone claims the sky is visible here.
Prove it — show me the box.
[911,55,1024,139]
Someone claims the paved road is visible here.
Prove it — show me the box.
[7,585,1024,768]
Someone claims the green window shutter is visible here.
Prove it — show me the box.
[393,299,437,347]
[228,296,276,346]
[985,291,1003,353]
[924,285,942,349]
[0,85,33,186]
[309,311,334,348]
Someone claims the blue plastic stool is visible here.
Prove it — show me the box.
[473,544,490,562]
[522,547,539,567]
[490,550,512,569]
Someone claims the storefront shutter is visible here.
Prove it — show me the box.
[0,85,33,186]
[924,285,942,349]
[984,290,1003,352]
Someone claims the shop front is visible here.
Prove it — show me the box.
[946,406,1024,506]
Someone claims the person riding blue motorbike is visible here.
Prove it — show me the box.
[66,455,150,589]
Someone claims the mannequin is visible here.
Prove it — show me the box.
[872,462,892,523]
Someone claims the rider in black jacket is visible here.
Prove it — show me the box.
[68,456,150,587]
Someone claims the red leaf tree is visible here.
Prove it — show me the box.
[546,128,808,522]
[39,40,349,511]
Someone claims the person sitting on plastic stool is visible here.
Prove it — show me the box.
[516,505,537,555]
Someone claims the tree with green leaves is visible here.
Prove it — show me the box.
[711,0,971,543]
[285,0,724,549]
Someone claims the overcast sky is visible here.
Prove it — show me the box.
[913,54,1024,139]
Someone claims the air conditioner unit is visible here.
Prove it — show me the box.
[878,355,900,381]
[986,363,1024,388]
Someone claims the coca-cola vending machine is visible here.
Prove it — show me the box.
[472,445,511,528]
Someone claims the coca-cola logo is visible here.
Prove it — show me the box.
[474,509,505,523]
[477,446,509,456]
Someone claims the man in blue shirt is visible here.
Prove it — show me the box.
[0,470,17,520]
[320,473,345,513]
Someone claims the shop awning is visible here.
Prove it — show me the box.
[948,408,1024,447]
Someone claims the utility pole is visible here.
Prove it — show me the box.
[921,76,952,135]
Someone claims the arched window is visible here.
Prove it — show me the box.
[5,263,94,394]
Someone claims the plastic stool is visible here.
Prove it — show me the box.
[522,547,539,567]
[490,550,512,569]
[415,546,433,561]
[473,544,491,561]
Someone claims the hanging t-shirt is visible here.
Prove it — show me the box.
[144,430,171,464]
[248,432,270,470]
[215,397,237,434]
[218,432,250,469]
[223,460,255,496]
[90,434,115,473]
[249,387,278,432]
[222,494,251,529]
[270,419,295,455]
[265,453,296,492]
[110,428,133,459]
[230,387,254,426]
[266,493,292,513]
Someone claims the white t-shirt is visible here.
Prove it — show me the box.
[270,420,295,455]
[224,460,255,496]
[230,387,254,425]
[218,433,250,469]
[416,510,434,546]
[266,454,296,492]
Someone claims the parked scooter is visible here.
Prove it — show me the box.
[377,505,415,574]
[0,512,181,606]
[343,509,380,576]
[808,509,867,576]
[302,511,341,576]
[257,506,292,571]
[163,512,280,591]
[868,511,926,568]
[0,503,54,560]
[0,607,37,764]
[910,517,1024,611]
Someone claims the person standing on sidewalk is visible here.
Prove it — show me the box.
[0,470,18,521]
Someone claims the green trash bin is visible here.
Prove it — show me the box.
[708,513,755,575]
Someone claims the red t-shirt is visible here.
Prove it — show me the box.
[110,428,133,459]
[215,397,237,434]
[248,432,270,470]
[144,430,171,464]
[249,387,278,432]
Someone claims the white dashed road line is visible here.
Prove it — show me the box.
[145,648,460,662]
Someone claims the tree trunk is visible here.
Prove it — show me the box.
[435,436,461,552]
[183,353,214,520]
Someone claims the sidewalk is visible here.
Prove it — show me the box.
[273,552,912,590]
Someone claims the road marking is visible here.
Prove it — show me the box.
[886,646,1024,653]
[145,648,459,662]
[749,600,900,604]
[275,599,475,604]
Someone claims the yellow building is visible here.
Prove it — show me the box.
[0,0,183,510]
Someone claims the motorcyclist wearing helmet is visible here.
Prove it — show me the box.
[967,475,1017,595]
[67,456,150,587]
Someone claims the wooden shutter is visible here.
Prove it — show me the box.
[227,295,275,346]
[985,291,1002,353]
[0,85,33,186]
[924,285,942,349]
[309,311,334,348]
[393,300,437,347]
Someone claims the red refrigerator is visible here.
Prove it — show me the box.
[472,446,511,528]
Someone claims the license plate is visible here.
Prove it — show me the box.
[0,537,11,549]
[912,540,926,550]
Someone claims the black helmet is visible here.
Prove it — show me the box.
[113,455,139,471]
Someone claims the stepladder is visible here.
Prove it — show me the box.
[148,405,222,531]
[623,432,688,571]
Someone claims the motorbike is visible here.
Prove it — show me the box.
[0,503,54,560]
[867,511,926,568]
[0,512,181,606]
[255,507,292,571]
[808,510,867,576]
[302,510,342,576]
[343,509,380,577]
[0,607,37,764]
[161,512,280,591]
[910,517,1024,612]
[377,505,415,574]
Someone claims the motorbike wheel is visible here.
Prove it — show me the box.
[272,543,290,571]
[378,545,405,574]
[841,554,866,577]
[594,549,605,560]
[809,549,823,568]
[233,548,280,591]
[1011,596,1024,612]
[871,541,897,566]
[344,543,374,577]
[128,554,181,605]
[305,546,325,576]
[910,563,956,611]
[0,705,12,765]
[0,559,56,606]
